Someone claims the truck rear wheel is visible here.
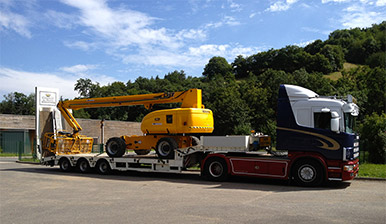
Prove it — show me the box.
[96,159,111,175]
[203,157,228,181]
[59,158,72,172]
[293,159,324,187]
[76,159,90,173]
[156,137,177,159]
[106,137,126,157]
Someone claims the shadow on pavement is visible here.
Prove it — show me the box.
[1,162,352,192]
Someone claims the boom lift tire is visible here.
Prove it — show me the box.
[106,137,126,157]
[59,158,72,172]
[76,159,90,173]
[156,137,178,159]
[293,159,324,187]
[203,157,228,181]
[96,159,111,175]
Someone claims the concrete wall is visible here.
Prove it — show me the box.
[0,114,142,145]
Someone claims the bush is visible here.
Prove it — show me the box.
[359,113,386,164]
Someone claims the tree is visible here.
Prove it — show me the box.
[364,67,386,114]
[0,92,35,115]
[232,55,248,79]
[366,52,386,68]
[359,113,386,164]
[74,78,101,98]
[203,56,234,80]
[320,44,345,71]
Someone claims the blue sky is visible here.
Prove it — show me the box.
[1,0,385,99]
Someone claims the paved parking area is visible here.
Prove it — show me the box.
[0,157,385,224]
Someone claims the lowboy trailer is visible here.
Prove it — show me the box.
[40,85,360,187]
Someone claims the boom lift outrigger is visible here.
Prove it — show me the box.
[42,89,214,159]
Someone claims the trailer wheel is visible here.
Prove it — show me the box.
[156,137,177,159]
[203,157,228,181]
[96,159,111,175]
[106,137,126,157]
[293,159,324,187]
[134,149,151,155]
[76,159,90,173]
[59,158,72,172]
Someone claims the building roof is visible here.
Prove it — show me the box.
[0,114,35,130]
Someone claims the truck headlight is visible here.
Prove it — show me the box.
[343,165,354,172]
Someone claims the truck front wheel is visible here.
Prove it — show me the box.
[203,157,228,181]
[293,159,324,187]
[106,137,126,157]
[156,138,177,159]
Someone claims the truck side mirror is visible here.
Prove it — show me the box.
[331,111,340,133]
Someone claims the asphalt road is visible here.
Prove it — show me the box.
[0,157,385,224]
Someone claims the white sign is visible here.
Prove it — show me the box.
[40,91,57,105]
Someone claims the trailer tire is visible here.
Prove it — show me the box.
[59,158,72,172]
[76,159,90,173]
[156,137,177,159]
[106,137,126,157]
[203,157,228,181]
[96,159,111,175]
[293,159,324,187]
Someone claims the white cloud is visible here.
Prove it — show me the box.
[376,0,386,6]
[0,67,115,100]
[60,64,98,74]
[266,0,298,12]
[44,10,77,29]
[60,0,177,49]
[293,40,316,47]
[341,4,385,28]
[64,41,98,51]
[322,0,350,3]
[0,9,31,38]
[228,0,242,12]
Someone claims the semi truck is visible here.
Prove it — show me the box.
[39,84,359,187]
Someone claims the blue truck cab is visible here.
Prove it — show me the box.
[276,84,359,183]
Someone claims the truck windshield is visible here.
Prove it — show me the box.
[344,113,356,133]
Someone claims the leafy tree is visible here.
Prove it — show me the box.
[203,56,234,80]
[364,67,386,114]
[0,92,35,115]
[205,81,251,135]
[359,113,386,164]
[304,39,324,55]
[366,52,386,68]
[232,55,248,79]
[320,44,344,71]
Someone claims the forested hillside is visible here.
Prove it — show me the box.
[1,22,385,162]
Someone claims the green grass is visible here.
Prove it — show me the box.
[19,158,41,163]
[325,63,360,81]
[358,163,386,178]
[0,153,18,157]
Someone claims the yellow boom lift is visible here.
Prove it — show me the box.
[41,89,214,159]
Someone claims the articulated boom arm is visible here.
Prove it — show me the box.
[58,89,205,135]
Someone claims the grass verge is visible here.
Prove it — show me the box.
[19,158,40,163]
[358,163,386,179]
[0,153,18,157]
